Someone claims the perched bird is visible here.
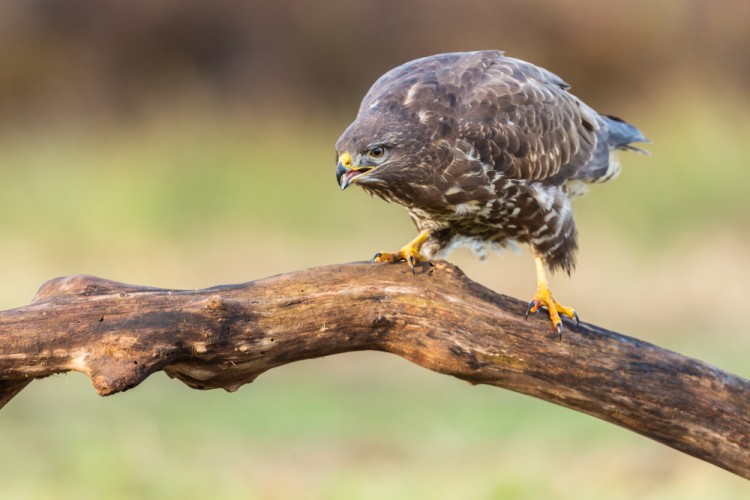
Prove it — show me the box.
[335,50,647,333]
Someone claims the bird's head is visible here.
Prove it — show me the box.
[335,112,415,191]
[335,61,459,195]
[334,144,389,191]
[335,106,443,194]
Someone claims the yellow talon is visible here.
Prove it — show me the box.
[525,256,579,334]
[373,230,430,274]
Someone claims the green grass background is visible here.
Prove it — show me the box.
[0,85,749,498]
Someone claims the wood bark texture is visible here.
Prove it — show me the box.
[0,261,748,478]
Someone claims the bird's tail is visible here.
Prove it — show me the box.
[603,114,650,154]
[572,114,649,183]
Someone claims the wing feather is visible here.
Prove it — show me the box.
[456,53,599,182]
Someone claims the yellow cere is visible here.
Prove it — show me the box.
[338,151,352,168]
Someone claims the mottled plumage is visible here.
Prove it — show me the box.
[335,50,646,278]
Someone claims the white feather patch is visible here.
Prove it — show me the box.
[451,200,481,216]
[437,236,520,261]
[566,180,589,198]
[404,85,419,105]
[529,184,557,211]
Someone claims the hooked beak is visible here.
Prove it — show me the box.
[336,151,372,190]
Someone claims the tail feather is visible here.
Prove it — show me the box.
[603,114,649,150]
[571,114,648,183]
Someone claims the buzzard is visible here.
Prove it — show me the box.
[335,51,647,332]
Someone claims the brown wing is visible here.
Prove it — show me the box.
[455,52,600,183]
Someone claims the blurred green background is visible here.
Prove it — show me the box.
[1,1,749,498]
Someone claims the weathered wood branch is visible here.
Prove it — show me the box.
[0,261,748,478]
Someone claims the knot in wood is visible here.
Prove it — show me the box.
[205,295,226,312]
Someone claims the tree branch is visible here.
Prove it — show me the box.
[0,261,748,478]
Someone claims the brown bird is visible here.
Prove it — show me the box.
[335,50,647,333]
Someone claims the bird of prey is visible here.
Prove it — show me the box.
[335,50,647,333]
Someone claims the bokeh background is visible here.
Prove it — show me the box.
[1,1,749,498]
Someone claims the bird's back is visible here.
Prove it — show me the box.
[362,50,647,187]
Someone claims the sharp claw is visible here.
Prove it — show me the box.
[556,322,563,335]
[407,255,416,275]
[371,252,382,265]
[573,311,580,326]
[525,300,536,320]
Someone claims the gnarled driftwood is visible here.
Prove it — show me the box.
[0,261,748,478]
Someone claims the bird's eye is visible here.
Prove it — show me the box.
[368,146,386,159]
